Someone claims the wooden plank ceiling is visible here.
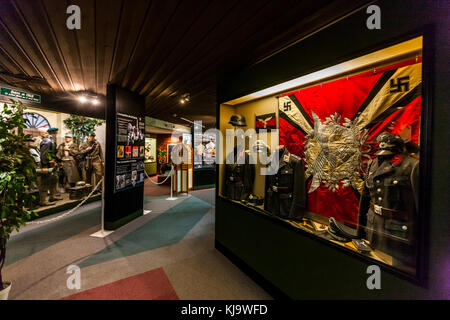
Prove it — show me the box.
[0,0,369,126]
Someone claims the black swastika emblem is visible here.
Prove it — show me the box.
[283,101,292,111]
[390,76,410,93]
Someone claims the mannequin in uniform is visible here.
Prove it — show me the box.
[56,133,80,188]
[224,115,255,201]
[224,145,255,201]
[39,128,61,205]
[264,146,306,220]
[358,132,419,270]
[80,133,104,188]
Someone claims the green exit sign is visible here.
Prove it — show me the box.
[0,87,41,103]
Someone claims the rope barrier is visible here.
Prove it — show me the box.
[144,165,174,185]
[28,178,104,225]
[27,166,174,226]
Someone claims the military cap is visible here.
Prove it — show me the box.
[47,127,59,133]
[228,114,247,127]
[65,132,73,138]
[88,132,96,137]
[376,132,404,156]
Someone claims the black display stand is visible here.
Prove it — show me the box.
[104,84,145,230]
[216,0,449,299]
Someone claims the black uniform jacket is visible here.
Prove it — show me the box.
[40,136,56,168]
[224,146,255,201]
[264,147,306,220]
[357,154,419,267]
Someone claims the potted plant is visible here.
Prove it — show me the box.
[0,100,37,300]
[63,115,104,144]
[157,149,169,174]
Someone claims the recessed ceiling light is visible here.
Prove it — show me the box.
[79,96,87,103]
[92,99,99,105]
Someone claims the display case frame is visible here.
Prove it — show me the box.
[216,28,434,287]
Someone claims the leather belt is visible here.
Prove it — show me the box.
[271,185,292,193]
[370,202,407,221]
[229,176,242,182]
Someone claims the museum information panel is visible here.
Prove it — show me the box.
[115,113,145,192]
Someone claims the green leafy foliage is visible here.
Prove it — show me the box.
[63,115,104,144]
[0,100,37,288]
[157,149,168,165]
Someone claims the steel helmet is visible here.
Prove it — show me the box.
[228,114,247,127]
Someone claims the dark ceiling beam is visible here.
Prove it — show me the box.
[249,0,373,66]
[0,16,42,78]
[106,0,124,84]
[117,0,180,88]
[10,0,66,91]
[125,0,182,91]
[39,0,75,91]
[0,0,370,128]
[140,0,273,104]
[94,0,123,95]
[136,0,241,96]
[142,0,313,115]
[145,0,366,117]
[114,0,153,88]
[39,0,84,93]
[0,44,28,75]
[130,0,207,93]
[146,73,218,116]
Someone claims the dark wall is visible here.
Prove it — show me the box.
[194,167,216,188]
[104,84,145,230]
[216,0,449,299]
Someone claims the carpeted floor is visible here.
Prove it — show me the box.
[143,176,171,196]
[63,268,179,300]
[3,188,271,300]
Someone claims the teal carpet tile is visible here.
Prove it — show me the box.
[79,196,212,268]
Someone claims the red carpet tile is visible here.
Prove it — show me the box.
[144,177,171,197]
[62,267,179,300]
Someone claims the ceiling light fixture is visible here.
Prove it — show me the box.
[180,93,190,104]
[77,93,101,105]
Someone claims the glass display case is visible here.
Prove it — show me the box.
[218,36,425,277]
[144,136,157,176]
[194,131,216,169]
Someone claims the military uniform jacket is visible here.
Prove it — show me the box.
[40,137,56,168]
[264,147,306,220]
[56,142,81,184]
[56,142,79,161]
[80,141,104,162]
[357,154,419,267]
[224,146,255,201]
